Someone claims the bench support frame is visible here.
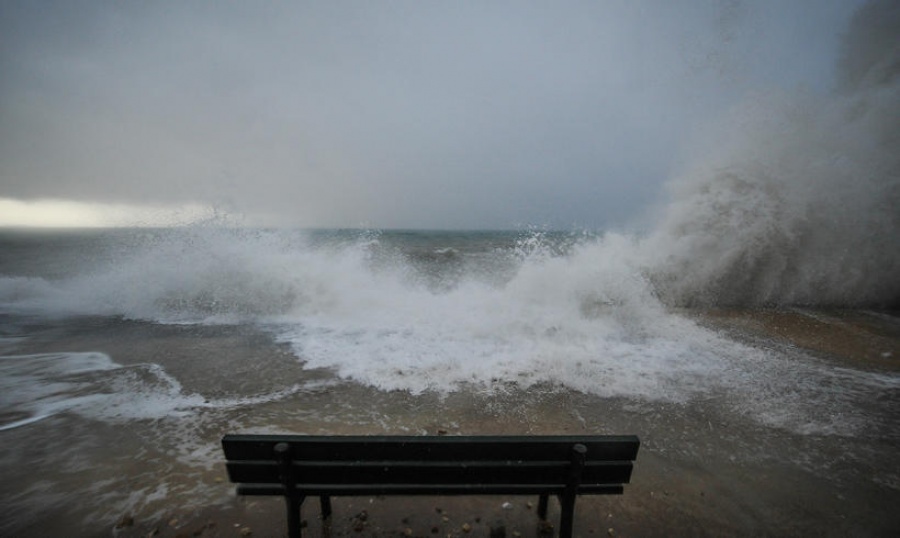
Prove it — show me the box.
[224,435,638,538]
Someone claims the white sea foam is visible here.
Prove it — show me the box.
[0,349,337,431]
[0,352,199,429]
[0,219,896,436]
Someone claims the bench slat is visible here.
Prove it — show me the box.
[226,460,633,486]
[222,435,639,462]
[236,483,625,497]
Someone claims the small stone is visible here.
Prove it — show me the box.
[437,429,448,435]
[512,532,522,537]
[526,501,534,509]
[501,502,513,510]
[607,528,615,536]
[168,518,179,528]
[538,520,554,536]
[404,528,413,536]
[350,510,369,533]
[442,516,449,523]
[239,527,252,537]
[462,522,472,533]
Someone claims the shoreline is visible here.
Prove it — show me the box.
[3,308,899,537]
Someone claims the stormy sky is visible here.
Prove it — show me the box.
[0,1,865,229]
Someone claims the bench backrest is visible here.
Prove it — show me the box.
[223,435,639,495]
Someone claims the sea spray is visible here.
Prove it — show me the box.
[0,2,896,433]
[642,0,899,307]
[643,88,899,306]
[0,223,894,412]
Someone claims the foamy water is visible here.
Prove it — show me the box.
[1,0,898,439]
[1,224,897,441]
[0,351,203,429]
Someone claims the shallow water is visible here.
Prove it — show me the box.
[1,308,898,536]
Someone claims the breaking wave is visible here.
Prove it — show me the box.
[0,1,896,418]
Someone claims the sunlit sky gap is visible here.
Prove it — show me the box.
[0,198,213,228]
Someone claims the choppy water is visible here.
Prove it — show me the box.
[0,225,892,412]
[1,227,898,536]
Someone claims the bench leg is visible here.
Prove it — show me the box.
[285,495,303,538]
[537,493,549,520]
[558,493,576,538]
[558,443,587,538]
[320,495,332,520]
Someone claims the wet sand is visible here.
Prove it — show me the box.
[3,309,899,537]
[693,308,900,369]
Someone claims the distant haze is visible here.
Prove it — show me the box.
[0,1,868,229]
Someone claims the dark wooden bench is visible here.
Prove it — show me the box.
[222,434,639,538]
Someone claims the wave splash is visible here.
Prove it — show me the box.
[1,225,895,436]
[644,89,899,307]
[644,0,899,307]
[0,2,896,429]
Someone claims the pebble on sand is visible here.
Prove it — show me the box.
[538,521,554,536]
[115,514,134,529]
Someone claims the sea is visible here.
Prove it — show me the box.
[1,225,898,536]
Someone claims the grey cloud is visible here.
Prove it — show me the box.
[0,0,864,229]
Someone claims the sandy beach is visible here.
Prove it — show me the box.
[2,308,893,537]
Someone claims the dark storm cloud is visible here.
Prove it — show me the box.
[0,1,863,228]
